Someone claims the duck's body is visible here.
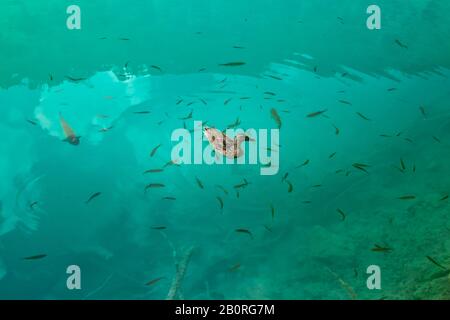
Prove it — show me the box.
[204,127,253,159]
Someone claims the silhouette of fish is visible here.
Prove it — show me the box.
[85,192,102,204]
[23,254,47,260]
[219,62,246,67]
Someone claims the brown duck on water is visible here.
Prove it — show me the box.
[204,127,254,159]
[59,113,80,145]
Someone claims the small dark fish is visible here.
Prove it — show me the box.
[311,184,322,188]
[163,159,180,168]
[27,119,37,126]
[23,254,47,260]
[286,180,293,193]
[387,87,397,92]
[426,256,447,270]
[150,144,162,157]
[270,204,275,220]
[395,39,408,49]
[397,195,416,200]
[427,269,450,281]
[65,76,87,82]
[85,192,102,204]
[281,172,289,182]
[133,111,151,114]
[267,75,283,81]
[337,208,346,221]
[235,228,253,239]
[307,109,327,118]
[145,183,165,192]
[176,99,183,105]
[219,62,246,67]
[400,158,406,171]
[339,100,352,105]
[145,277,165,286]
[380,134,392,138]
[216,196,224,210]
[198,68,207,72]
[412,164,416,172]
[199,98,207,105]
[313,66,318,73]
[356,112,371,121]
[234,179,250,189]
[118,37,130,41]
[224,98,232,105]
[419,106,427,118]
[151,65,162,72]
[333,124,340,135]
[215,185,229,195]
[352,163,369,174]
[265,147,278,153]
[186,101,196,107]
[264,225,273,232]
[353,163,370,168]
[29,201,38,209]
[233,46,245,49]
[432,136,441,143]
[439,195,448,201]
[228,263,241,272]
[144,169,163,174]
[227,117,241,129]
[264,91,276,96]
[404,138,414,144]
[329,152,337,159]
[151,226,167,230]
[302,200,312,204]
[49,74,53,81]
[195,177,204,189]
[179,110,193,120]
[162,196,176,200]
[371,244,392,252]
[270,108,282,128]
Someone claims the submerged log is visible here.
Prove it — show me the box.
[166,246,195,300]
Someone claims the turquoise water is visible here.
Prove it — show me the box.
[1,0,450,299]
